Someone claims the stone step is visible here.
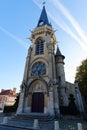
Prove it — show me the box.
[6,120,54,130]
[6,114,54,130]
[1,115,87,130]
[12,113,54,122]
[16,113,53,118]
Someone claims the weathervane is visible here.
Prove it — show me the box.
[43,1,46,6]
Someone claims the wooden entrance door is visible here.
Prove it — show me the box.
[31,92,44,113]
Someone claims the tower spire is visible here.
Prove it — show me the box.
[56,45,62,56]
[56,45,65,59]
[37,3,51,27]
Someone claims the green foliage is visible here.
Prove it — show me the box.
[60,94,79,115]
[3,105,17,113]
[14,93,19,108]
[75,59,87,105]
[68,94,78,115]
[60,106,69,115]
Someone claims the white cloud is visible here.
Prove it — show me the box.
[0,26,29,49]
[33,0,87,51]
[47,11,87,51]
[52,0,87,47]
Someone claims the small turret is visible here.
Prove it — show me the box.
[55,46,65,86]
[56,45,65,64]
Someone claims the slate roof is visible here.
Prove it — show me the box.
[37,6,51,27]
[56,46,62,56]
[0,89,16,96]
[56,46,65,59]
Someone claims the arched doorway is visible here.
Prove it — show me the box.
[28,79,48,113]
[31,92,44,112]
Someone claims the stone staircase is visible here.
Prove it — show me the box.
[1,114,87,130]
[6,113,54,130]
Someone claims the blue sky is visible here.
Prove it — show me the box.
[0,0,87,92]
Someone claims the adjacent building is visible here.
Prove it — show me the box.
[0,88,16,110]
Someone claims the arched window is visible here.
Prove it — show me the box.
[31,62,46,76]
[35,39,44,55]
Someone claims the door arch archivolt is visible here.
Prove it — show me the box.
[27,79,48,113]
[29,79,47,93]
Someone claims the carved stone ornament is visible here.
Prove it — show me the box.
[48,79,53,88]
[20,81,27,92]
[28,46,32,56]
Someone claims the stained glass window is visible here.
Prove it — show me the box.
[31,62,46,76]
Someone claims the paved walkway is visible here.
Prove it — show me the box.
[0,126,29,130]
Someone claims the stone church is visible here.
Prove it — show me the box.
[17,5,84,117]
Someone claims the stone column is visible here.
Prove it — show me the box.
[54,121,60,130]
[77,123,83,130]
[33,119,39,129]
[23,55,30,82]
[48,42,53,80]
[16,90,25,114]
[52,53,56,81]
[24,95,31,113]
[23,46,32,83]
[49,55,53,79]
[48,88,54,116]
[53,85,60,117]
[44,93,48,114]
[27,94,32,112]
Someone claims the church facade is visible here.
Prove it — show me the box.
[17,6,84,117]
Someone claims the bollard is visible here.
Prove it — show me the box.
[2,117,8,124]
[33,119,39,129]
[54,121,59,130]
[77,123,83,130]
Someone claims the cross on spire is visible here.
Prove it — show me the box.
[43,1,46,6]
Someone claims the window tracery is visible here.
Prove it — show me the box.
[35,38,44,55]
[31,62,46,76]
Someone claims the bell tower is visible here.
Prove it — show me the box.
[28,5,57,82]
[17,5,60,117]
[16,3,84,119]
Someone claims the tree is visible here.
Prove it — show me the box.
[75,59,87,105]
[3,93,20,113]
[14,93,20,108]
[68,94,78,115]
[60,94,78,115]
